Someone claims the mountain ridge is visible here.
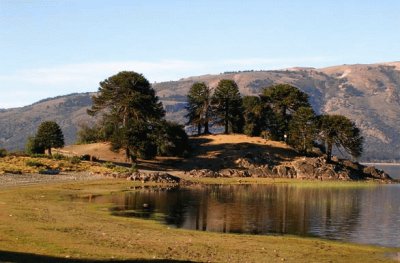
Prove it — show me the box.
[1,61,399,161]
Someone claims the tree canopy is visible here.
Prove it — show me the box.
[262,84,311,139]
[186,82,212,135]
[212,79,244,134]
[318,114,363,162]
[86,71,189,161]
[88,71,165,162]
[288,107,317,154]
[33,121,65,155]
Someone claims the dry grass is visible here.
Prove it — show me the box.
[55,134,300,172]
[0,155,118,175]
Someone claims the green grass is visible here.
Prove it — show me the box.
[0,179,398,262]
[180,175,384,188]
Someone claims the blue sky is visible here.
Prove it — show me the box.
[1,0,399,108]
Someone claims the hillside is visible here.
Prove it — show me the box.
[1,62,400,161]
[0,93,98,150]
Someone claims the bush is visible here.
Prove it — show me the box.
[112,166,131,173]
[69,156,81,164]
[155,121,190,157]
[77,123,104,144]
[25,136,45,155]
[102,162,116,169]
[0,148,7,157]
[29,154,49,159]
[52,153,66,160]
[26,160,45,167]
[80,154,91,161]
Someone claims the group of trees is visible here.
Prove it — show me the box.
[27,71,189,162]
[186,82,363,162]
[25,72,363,164]
[86,71,189,162]
[186,79,244,134]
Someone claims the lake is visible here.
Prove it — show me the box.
[87,165,400,248]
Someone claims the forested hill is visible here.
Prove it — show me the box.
[1,62,400,161]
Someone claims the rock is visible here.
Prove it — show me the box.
[188,169,220,178]
[272,165,296,178]
[248,167,274,177]
[363,166,391,180]
[126,172,180,183]
[39,169,60,175]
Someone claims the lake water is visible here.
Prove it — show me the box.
[88,168,400,248]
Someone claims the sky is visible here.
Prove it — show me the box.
[1,0,400,108]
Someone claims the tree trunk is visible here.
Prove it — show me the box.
[48,147,52,156]
[204,121,210,134]
[326,141,332,163]
[203,104,210,134]
[197,123,201,135]
[224,99,229,134]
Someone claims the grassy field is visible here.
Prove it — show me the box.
[0,179,398,263]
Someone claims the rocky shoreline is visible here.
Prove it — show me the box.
[0,156,395,188]
[186,156,394,182]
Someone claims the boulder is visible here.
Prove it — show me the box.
[272,165,296,178]
[363,166,391,180]
[127,172,180,183]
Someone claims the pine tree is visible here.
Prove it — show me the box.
[318,114,363,162]
[261,84,311,140]
[88,71,165,162]
[288,107,317,154]
[186,82,212,135]
[212,79,244,134]
[34,121,64,155]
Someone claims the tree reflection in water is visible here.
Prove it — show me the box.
[85,184,400,247]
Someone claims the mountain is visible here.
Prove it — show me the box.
[1,62,399,161]
[0,93,97,151]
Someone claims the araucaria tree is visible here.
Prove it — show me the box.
[261,84,311,140]
[212,79,244,134]
[186,82,212,135]
[288,107,317,154]
[33,121,65,155]
[318,114,363,162]
[88,71,165,162]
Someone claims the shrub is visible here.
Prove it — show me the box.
[4,168,22,174]
[77,124,103,144]
[102,162,116,169]
[52,153,66,160]
[80,154,91,161]
[26,160,45,167]
[29,153,49,159]
[25,136,45,155]
[112,166,131,173]
[155,121,190,157]
[0,148,7,158]
[69,156,81,164]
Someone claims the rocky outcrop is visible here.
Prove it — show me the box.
[187,168,251,178]
[125,172,181,184]
[187,157,393,182]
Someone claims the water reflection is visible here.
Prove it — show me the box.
[85,184,400,248]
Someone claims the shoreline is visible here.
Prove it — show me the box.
[0,179,398,262]
[362,162,400,166]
